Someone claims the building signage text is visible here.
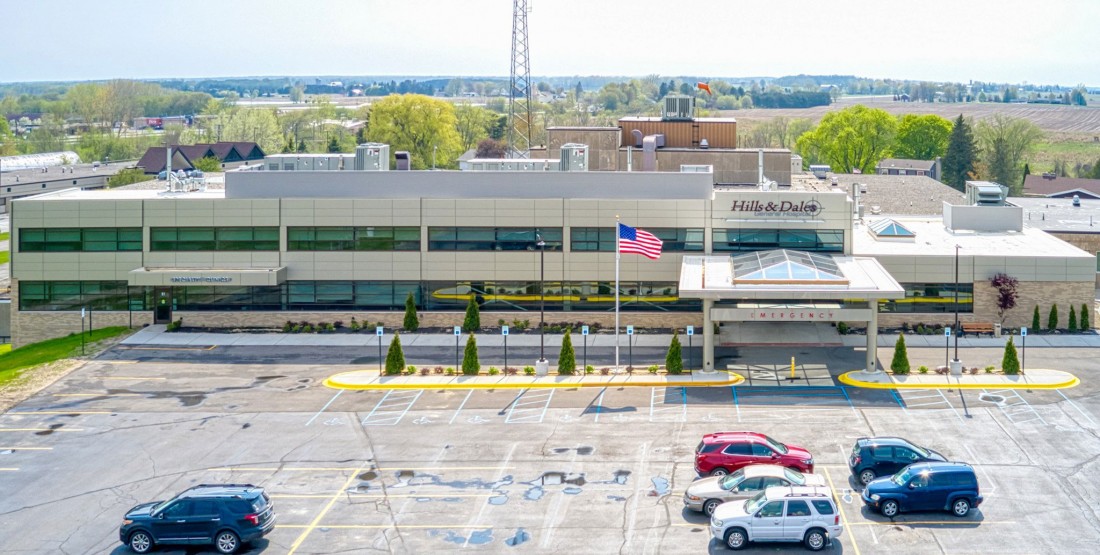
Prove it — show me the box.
[170,276,233,283]
[750,310,834,321]
[730,200,822,218]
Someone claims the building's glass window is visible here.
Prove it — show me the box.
[19,281,146,310]
[713,229,844,252]
[150,227,279,251]
[19,228,142,252]
[423,281,698,312]
[879,283,974,313]
[287,226,420,251]
[571,227,703,252]
[428,227,562,251]
[172,286,283,311]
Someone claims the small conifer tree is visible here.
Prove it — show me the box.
[666,332,683,375]
[462,296,481,332]
[1002,336,1020,374]
[1047,304,1059,331]
[1068,305,1078,331]
[1032,305,1041,332]
[385,333,405,375]
[1081,303,1091,331]
[462,334,480,375]
[403,292,419,332]
[890,334,910,374]
[558,330,576,375]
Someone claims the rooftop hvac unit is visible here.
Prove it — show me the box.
[395,151,411,171]
[559,143,589,172]
[662,95,694,121]
[965,181,1008,206]
[355,143,390,171]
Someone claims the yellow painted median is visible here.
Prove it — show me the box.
[839,368,1079,390]
[324,370,744,390]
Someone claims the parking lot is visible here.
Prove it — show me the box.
[2,346,1100,553]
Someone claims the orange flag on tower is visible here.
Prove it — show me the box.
[696,82,712,95]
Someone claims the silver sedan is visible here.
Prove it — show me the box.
[683,464,827,516]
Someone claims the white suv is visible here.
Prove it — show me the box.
[710,486,842,551]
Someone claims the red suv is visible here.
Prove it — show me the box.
[695,432,814,476]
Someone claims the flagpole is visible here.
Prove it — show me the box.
[615,215,621,371]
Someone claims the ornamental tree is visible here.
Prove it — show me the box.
[385,333,405,375]
[1002,336,1020,374]
[462,334,480,375]
[890,334,910,374]
[990,273,1019,325]
[558,330,576,375]
[666,332,684,375]
[403,292,419,332]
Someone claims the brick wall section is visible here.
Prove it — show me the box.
[875,280,1095,330]
[13,311,154,348]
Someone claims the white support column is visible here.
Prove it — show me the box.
[703,299,715,373]
[866,299,879,373]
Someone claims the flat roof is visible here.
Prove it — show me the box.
[0,162,122,187]
[803,174,966,215]
[678,254,904,300]
[618,116,738,123]
[1008,197,1100,233]
[20,187,225,201]
[852,216,1095,259]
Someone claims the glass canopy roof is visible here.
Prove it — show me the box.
[730,249,847,283]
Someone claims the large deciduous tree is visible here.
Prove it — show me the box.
[894,114,952,160]
[976,114,1043,195]
[941,115,978,191]
[795,105,896,173]
[222,107,283,154]
[454,104,496,153]
[367,94,462,170]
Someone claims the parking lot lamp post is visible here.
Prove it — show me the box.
[954,245,960,362]
[537,234,546,362]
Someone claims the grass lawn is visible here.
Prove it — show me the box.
[0,326,131,387]
[0,232,9,241]
[1027,135,1100,174]
[1,231,8,265]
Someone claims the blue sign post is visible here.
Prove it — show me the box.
[686,325,695,371]
[944,326,951,370]
[581,325,589,372]
[626,325,634,371]
[502,325,509,372]
[1021,326,1027,375]
[376,326,384,374]
[454,326,461,370]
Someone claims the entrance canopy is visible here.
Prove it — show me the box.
[678,250,904,301]
[128,267,286,287]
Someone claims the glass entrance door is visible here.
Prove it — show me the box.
[154,288,172,324]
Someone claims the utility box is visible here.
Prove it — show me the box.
[355,143,390,171]
[559,143,589,172]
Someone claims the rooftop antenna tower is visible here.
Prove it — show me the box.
[508,0,533,158]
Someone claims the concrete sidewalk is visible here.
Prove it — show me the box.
[120,325,1100,348]
[324,369,744,390]
[839,368,1079,390]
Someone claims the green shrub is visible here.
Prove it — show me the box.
[647,365,659,374]
[1069,305,1078,332]
[384,333,405,375]
[837,322,849,335]
[918,365,929,374]
[890,334,910,374]
[523,366,536,376]
[325,322,335,332]
[1082,303,1091,331]
[406,365,416,374]
[1002,336,1021,374]
[282,321,293,333]
[463,296,481,332]
[666,332,683,374]
[1048,304,1059,331]
[192,155,222,173]
[291,324,301,333]
[349,317,361,331]
[461,334,480,375]
[488,367,500,376]
[303,323,314,333]
[585,365,595,374]
[557,330,576,375]
[1032,305,1041,332]
[403,292,419,332]
[445,368,455,376]
[984,365,995,373]
[107,167,153,188]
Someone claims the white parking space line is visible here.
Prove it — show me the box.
[361,390,423,426]
[1057,390,1097,426]
[649,387,686,422]
[984,389,1046,426]
[900,389,964,421]
[505,389,554,423]
[305,390,344,427]
[592,388,606,423]
[448,390,474,425]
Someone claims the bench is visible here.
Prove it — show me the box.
[961,322,995,336]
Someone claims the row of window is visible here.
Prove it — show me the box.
[18,227,846,253]
[18,280,974,314]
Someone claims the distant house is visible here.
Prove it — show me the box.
[875,158,938,181]
[1023,174,1100,199]
[136,142,265,174]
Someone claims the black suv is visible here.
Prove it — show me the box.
[119,483,275,554]
[849,437,946,485]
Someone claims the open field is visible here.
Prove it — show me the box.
[726,96,1100,134]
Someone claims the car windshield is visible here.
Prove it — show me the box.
[909,443,931,458]
[891,467,914,486]
[719,470,746,490]
[764,435,789,455]
[744,491,768,514]
[783,467,807,485]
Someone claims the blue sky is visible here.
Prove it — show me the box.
[4,0,1098,85]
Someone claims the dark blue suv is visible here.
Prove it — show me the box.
[861,462,982,518]
[119,483,275,554]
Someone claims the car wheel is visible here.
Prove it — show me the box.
[804,528,827,551]
[724,527,748,550]
[214,530,240,554]
[859,469,876,485]
[881,499,899,518]
[704,499,722,516]
[128,531,154,554]
[952,498,971,517]
[709,467,729,477]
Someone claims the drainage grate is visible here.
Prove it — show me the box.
[979,393,1005,404]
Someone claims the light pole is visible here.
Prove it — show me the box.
[953,244,960,362]
[537,234,546,362]
[432,145,438,170]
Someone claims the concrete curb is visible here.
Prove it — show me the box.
[838,369,1080,390]
[323,371,745,390]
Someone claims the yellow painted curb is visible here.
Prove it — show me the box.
[838,371,1079,390]
[323,371,744,390]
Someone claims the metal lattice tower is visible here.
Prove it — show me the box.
[508,0,533,158]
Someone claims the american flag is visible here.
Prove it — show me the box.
[618,223,663,260]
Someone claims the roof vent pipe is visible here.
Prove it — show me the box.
[642,135,658,172]
[631,129,643,148]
